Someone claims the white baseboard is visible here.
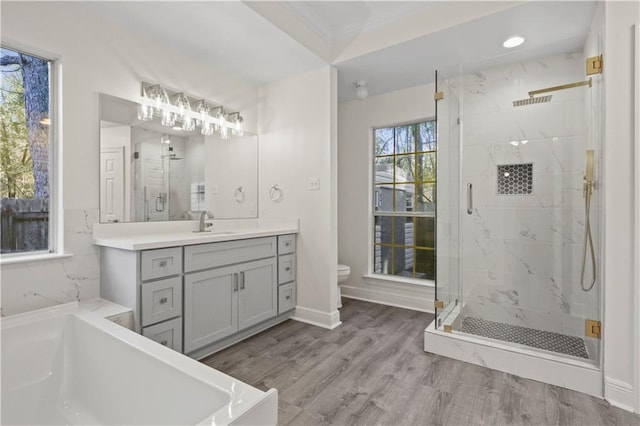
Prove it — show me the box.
[292,306,341,330]
[605,377,637,413]
[340,283,434,313]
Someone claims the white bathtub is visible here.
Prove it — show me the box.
[1,302,277,425]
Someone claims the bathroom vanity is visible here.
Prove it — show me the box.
[95,225,297,359]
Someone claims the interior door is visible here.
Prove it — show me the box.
[100,147,125,223]
[434,69,461,330]
[238,258,277,331]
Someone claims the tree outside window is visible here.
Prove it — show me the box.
[373,121,436,280]
[0,47,52,254]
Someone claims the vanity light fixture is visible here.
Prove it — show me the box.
[139,82,243,140]
[227,112,244,137]
[503,36,525,48]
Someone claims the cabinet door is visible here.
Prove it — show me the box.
[184,265,238,353]
[238,258,278,331]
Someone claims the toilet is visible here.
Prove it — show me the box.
[337,264,351,284]
[337,264,351,308]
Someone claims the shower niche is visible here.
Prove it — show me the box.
[428,21,604,397]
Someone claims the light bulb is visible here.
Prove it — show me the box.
[182,117,195,132]
[201,122,214,136]
[138,104,153,121]
[196,100,209,126]
[173,93,192,123]
[161,109,176,127]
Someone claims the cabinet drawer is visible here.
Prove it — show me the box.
[278,234,296,255]
[141,247,182,281]
[142,317,183,353]
[141,277,182,327]
[278,254,296,285]
[184,237,276,273]
[278,283,296,314]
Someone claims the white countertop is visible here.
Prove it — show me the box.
[93,224,298,250]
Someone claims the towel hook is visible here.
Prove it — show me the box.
[269,184,284,202]
[234,186,246,203]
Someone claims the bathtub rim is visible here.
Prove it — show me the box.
[1,301,277,425]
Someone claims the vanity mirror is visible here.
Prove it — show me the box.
[99,94,258,223]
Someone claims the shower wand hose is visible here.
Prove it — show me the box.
[580,181,597,292]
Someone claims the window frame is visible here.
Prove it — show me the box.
[370,118,436,281]
[0,43,60,260]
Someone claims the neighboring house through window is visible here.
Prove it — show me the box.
[373,120,436,280]
[0,46,55,255]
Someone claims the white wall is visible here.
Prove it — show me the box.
[338,84,436,312]
[258,66,340,328]
[0,2,257,315]
[603,0,640,413]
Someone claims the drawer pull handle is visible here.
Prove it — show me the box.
[285,267,291,272]
[240,271,245,290]
[160,340,168,346]
[285,296,290,300]
[159,260,168,268]
[159,297,168,304]
[285,242,290,247]
[234,273,238,292]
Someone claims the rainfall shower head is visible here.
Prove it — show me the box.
[512,95,553,107]
[513,77,592,108]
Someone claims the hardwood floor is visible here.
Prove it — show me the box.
[202,299,639,425]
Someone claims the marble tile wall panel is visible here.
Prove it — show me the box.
[1,208,101,316]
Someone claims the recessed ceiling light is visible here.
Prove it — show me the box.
[503,36,525,48]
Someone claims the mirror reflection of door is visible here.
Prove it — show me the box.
[100,147,125,223]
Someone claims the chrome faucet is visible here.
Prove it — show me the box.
[195,211,214,233]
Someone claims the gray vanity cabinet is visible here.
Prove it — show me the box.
[182,237,278,355]
[100,246,184,352]
[99,233,293,358]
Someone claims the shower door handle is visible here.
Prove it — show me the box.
[467,183,473,215]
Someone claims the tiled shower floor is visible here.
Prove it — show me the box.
[461,317,589,359]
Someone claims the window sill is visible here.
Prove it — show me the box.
[363,273,435,288]
[0,252,74,266]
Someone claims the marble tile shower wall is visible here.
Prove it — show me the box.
[458,52,598,337]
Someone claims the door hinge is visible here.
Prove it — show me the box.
[585,319,601,338]
[443,325,452,333]
[434,299,444,309]
[434,91,444,101]
[586,55,603,75]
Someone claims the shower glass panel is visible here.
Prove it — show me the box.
[439,36,603,364]
[434,69,461,329]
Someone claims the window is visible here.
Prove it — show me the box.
[373,121,436,280]
[0,46,55,255]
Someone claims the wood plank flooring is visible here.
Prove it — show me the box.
[202,299,639,425]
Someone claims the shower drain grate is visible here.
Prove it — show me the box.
[461,317,589,359]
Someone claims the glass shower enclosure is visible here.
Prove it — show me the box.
[433,35,603,365]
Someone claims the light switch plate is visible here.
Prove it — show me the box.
[307,177,320,191]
